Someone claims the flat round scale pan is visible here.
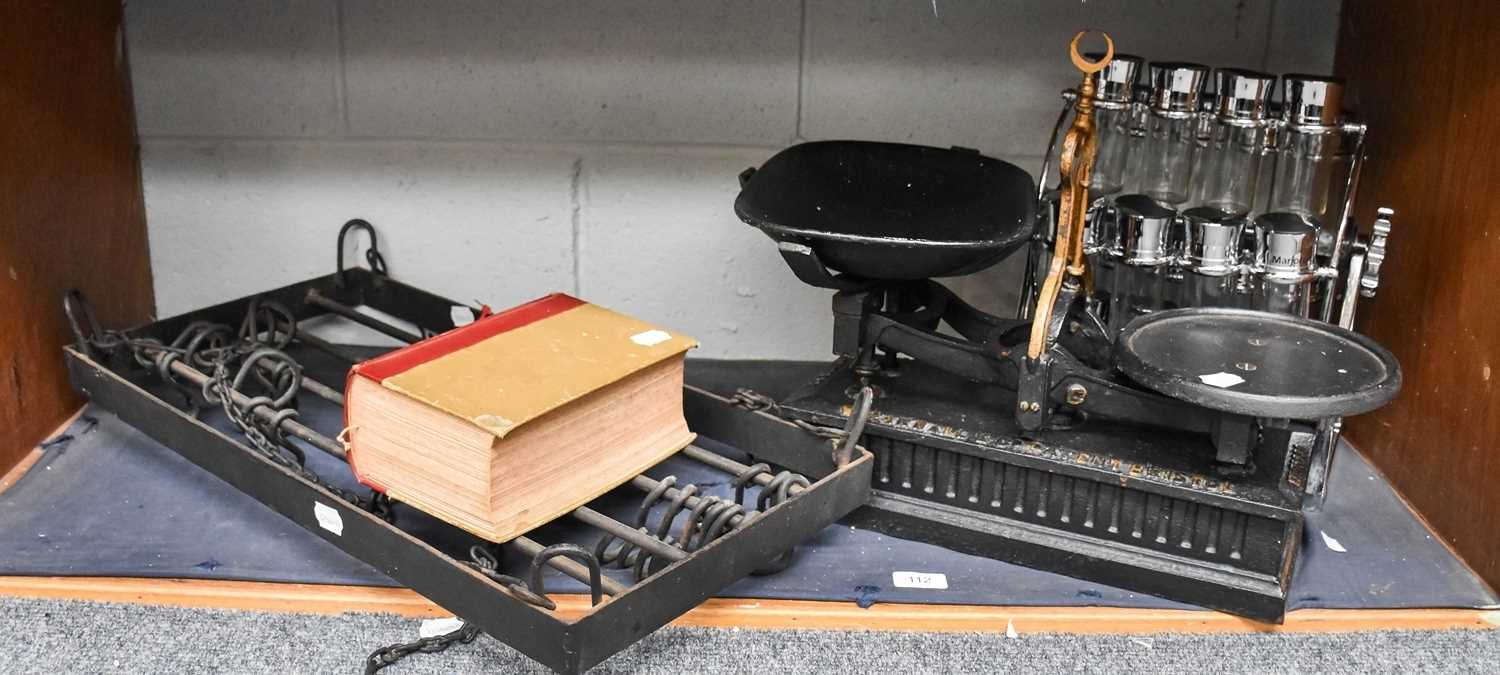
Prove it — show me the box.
[1115,308,1402,419]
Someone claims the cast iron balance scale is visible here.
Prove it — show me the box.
[735,33,1401,621]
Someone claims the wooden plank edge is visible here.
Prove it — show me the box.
[0,447,45,497]
[0,404,79,495]
[0,576,1494,634]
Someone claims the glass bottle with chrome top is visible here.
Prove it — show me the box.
[1089,54,1144,198]
[1109,194,1175,333]
[1252,213,1319,316]
[1132,62,1209,206]
[1107,63,1207,328]
[1081,53,1143,323]
[1177,69,1276,309]
[1266,76,1344,230]
[1180,206,1245,307]
[1192,69,1276,217]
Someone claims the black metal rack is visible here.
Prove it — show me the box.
[64,265,871,674]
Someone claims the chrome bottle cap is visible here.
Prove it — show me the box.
[1183,207,1244,275]
[1115,194,1177,265]
[1087,53,1144,105]
[1256,212,1319,279]
[1083,203,1120,254]
[1148,62,1209,114]
[1282,75,1343,127]
[1213,68,1276,122]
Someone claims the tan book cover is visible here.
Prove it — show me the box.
[344,293,699,541]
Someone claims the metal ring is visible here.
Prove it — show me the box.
[154,351,185,386]
[233,349,302,408]
[680,495,719,550]
[731,462,772,507]
[634,476,676,528]
[757,471,795,511]
[262,407,306,465]
[240,298,298,350]
[528,543,605,607]
[254,299,299,349]
[651,483,696,541]
[240,395,275,421]
[700,500,743,547]
[179,323,235,368]
[593,530,635,569]
[636,484,695,579]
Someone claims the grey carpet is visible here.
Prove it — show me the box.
[1,596,1496,674]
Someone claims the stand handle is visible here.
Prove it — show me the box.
[1026,31,1113,360]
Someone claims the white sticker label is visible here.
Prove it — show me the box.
[891,571,948,589]
[419,617,466,638]
[314,501,343,536]
[1320,530,1348,553]
[630,329,672,346]
[1198,372,1246,389]
[450,305,475,327]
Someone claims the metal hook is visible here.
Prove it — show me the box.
[466,545,553,609]
[528,544,605,607]
[834,386,874,466]
[62,289,107,357]
[336,219,387,287]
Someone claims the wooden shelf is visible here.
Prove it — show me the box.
[0,575,1494,635]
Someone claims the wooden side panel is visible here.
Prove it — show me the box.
[0,1,154,470]
[1336,1,1500,590]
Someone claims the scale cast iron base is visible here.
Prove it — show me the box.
[783,359,1309,622]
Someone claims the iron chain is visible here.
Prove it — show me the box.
[729,387,872,464]
[364,622,482,675]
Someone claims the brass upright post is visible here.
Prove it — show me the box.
[1027,31,1114,359]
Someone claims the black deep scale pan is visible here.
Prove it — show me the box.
[735,141,1036,280]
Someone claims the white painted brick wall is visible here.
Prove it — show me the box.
[578,148,835,358]
[126,0,1341,359]
[128,1,342,137]
[804,0,1285,157]
[341,0,802,144]
[141,140,578,315]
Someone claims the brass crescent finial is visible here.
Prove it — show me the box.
[1068,30,1114,74]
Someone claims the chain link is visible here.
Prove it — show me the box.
[732,389,847,439]
[363,543,563,673]
[204,354,393,517]
[364,622,482,675]
[730,387,873,464]
[85,301,395,523]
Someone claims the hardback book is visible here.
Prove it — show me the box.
[344,293,698,542]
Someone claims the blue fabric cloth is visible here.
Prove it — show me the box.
[0,365,1492,612]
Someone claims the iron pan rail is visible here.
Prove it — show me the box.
[65,271,871,673]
